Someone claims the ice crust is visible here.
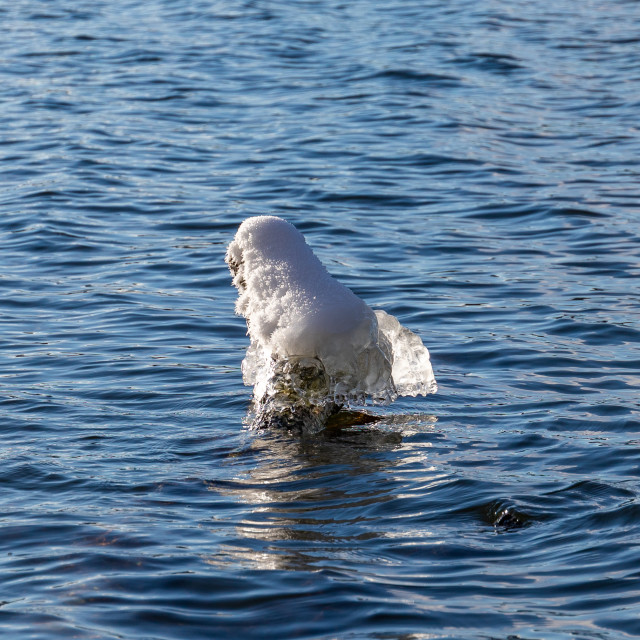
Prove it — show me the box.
[226,216,437,422]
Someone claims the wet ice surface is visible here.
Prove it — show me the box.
[226,216,436,432]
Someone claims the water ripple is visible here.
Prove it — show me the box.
[1,0,639,638]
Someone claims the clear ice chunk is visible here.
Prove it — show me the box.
[226,216,436,431]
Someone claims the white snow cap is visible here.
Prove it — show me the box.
[226,215,437,404]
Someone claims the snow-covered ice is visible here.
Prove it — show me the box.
[226,215,436,431]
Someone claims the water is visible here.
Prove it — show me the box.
[1,0,639,638]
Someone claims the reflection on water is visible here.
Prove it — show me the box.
[207,414,438,571]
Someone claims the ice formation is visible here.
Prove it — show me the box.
[226,215,436,431]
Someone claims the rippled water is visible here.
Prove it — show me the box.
[1,1,640,638]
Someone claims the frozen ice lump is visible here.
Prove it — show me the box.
[226,215,436,431]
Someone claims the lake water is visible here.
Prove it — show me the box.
[1,1,639,638]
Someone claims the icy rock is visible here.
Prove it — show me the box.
[226,215,436,430]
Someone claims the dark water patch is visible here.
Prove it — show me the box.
[377,153,484,168]
[464,203,544,221]
[357,68,462,87]
[551,206,612,219]
[452,52,525,74]
[546,480,637,507]
[544,317,640,345]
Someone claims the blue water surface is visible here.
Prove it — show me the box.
[1,1,640,638]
